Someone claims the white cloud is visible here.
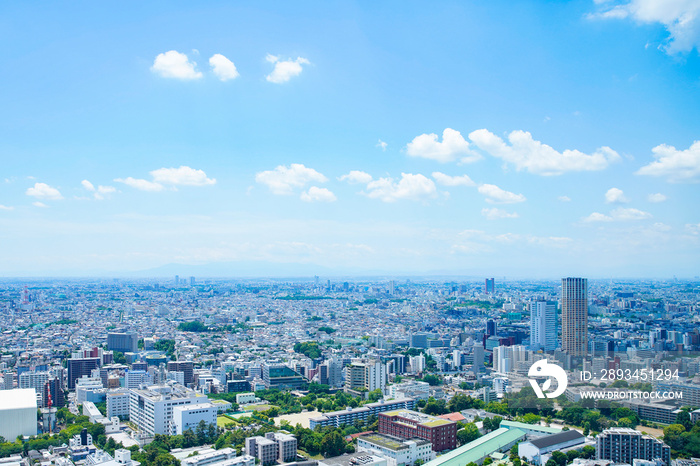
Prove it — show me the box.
[482,207,519,220]
[33,201,48,208]
[151,50,203,80]
[26,182,63,200]
[300,186,337,203]
[583,212,614,222]
[82,179,116,200]
[469,129,620,175]
[406,128,480,163]
[635,140,700,182]
[477,184,526,204]
[114,177,165,192]
[686,223,700,235]
[339,170,373,184]
[255,163,327,195]
[432,172,476,187]
[377,140,388,151]
[0,204,13,211]
[589,0,700,54]
[209,54,239,81]
[653,222,672,231]
[558,195,572,202]
[583,207,652,222]
[648,192,667,202]
[150,166,216,187]
[612,207,653,220]
[265,55,310,83]
[365,173,438,202]
[94,185,117,200]
[605,187,629,203]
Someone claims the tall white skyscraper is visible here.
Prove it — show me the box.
[530,299,557,351]
[562,277,588,357]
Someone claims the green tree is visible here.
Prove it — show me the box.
[457,423,481,445]
[320,431,346,457]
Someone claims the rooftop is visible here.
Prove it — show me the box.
[530,430,585,449]
[0,388,37,410]
[358,433,429,451]
[422,427,526,466]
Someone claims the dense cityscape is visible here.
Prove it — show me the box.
[0,276,699,466]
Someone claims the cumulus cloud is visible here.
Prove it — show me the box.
[648,192,667,202]
[612,207,653,220]
[583,212,614,222]
[589,0,700,54]
[26,182,63,200]
[365,173,438,202]
[255,163,327,195]
[115,166,215,192]
[82,179,117,200]
[300,186,337,203]
[339,170,373,184]
[605,187,629,203]
[151,166,216,186]
[431,172,476,187]
[635,140,700,182]
[482,207,519,220]
[209,54,240,81]
[469,129,620,175]
[477,184,526,204]
[33,201,48,208]
[377,140,388,151]
[0,204,13,211]
[151,50,203,80]
[265,54,310,83]
[686,223,700,235]
[583,207,653,222]
[558,195,572,202]
[406,128,480,163]
[114,177,165,192]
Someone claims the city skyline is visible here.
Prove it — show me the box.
[0,1,699,278]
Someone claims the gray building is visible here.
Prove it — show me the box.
[596,428,670,466]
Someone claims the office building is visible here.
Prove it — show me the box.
[107,332,138,354]
[486,320,497,337]
[167,361,194,387]
[378,410,457,452]
[106,390,130,419]
[562,278,588,357]
[68,357,101,390]
[261,363,307,390]
[0,388,37,441]
[530,300,557,351]
[485,278,495,294]
[596,428,670,466]
[44,377,65,408]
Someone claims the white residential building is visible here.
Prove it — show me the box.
[530,300,557,351]
[129,384,210,435]
[170,403,218,435]
[107,390,130,419]
[357,433,435,466]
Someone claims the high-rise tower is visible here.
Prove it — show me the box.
[562,277,588,356]
[530,299,557,351]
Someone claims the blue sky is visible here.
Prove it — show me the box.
[1,0,699,278]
